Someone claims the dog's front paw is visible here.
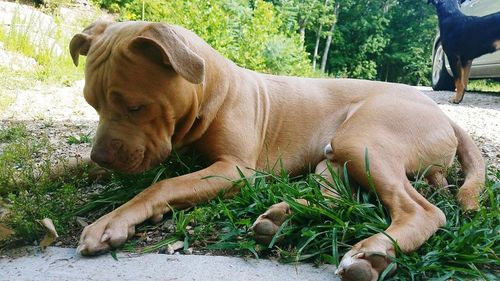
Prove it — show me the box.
[77,213,135,256]
[335,249,395,281]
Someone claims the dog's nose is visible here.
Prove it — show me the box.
[90,140,122,167]
[90,147,114,167]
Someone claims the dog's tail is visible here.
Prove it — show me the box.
[451,120,485,211]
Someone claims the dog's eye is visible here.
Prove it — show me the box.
[127,105,143,113]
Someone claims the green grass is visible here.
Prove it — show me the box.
[0,123,28,142]
[0,122,498,280]
[66,134,92,145]
[164,170,498,280]
[75,157,499,280]
[0,123,90,242]
[468,79,500,94]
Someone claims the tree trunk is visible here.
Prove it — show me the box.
[320,1,340,73]
[312,24,323,70]
[299,19,307,46]
[313,0,329,70]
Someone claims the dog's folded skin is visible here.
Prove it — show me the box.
[70,21,485,281]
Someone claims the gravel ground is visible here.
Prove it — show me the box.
[418,87,500,170]
[0,81,97,163]
[0,83,498,169]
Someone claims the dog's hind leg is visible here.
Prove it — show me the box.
[331,141,446,281]
[425,170,448,188]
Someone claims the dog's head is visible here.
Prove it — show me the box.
[70,21,205,173]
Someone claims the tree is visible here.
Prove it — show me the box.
[320,0,391,79]
[319,1,339,72]
[378,0,436,85]
[311,0,337,70]
[269,0,326,46]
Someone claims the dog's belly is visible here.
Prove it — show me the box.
[252,78,456,175]
[254,141,327,175]
[254,104,346,174]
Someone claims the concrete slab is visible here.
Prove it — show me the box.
[0,247,339,281]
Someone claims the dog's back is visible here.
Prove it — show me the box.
[432,0,500,59]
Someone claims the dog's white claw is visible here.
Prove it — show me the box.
[335,252,378,281]
[334,266,343,275]
[335,253,355,275]
[75,244,86,256]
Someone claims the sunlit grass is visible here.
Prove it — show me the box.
[0,6,85,86]
[468,79,500,93]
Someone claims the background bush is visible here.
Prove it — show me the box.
[115,0,313,76]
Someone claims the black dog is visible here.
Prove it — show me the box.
[429,0,500,103]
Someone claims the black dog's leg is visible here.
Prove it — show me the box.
[459,59,473,103]
[452,58,473,104]
[450,56,465,104]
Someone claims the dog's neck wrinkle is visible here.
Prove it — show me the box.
[171,96,200,148]
[175,66,233,147]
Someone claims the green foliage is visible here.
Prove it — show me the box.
[380,0,437,85]
[7,183,80,240]
[0,124,48,196]
[272,0,438,84]
[114,0,312,76]
[468,79,500,93]
[337,0,435,84]
[98,0,133,13]
[0,123,28,142]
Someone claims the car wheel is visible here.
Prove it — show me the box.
[431,42,455,91]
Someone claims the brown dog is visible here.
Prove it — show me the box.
[70,21,485,281]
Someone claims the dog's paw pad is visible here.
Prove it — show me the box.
[251,202,291,245]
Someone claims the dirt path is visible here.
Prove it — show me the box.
[0,83,499,169]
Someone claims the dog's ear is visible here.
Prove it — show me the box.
[69,20,113,67]
[128,24,205,85]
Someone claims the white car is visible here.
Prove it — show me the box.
[431,0,500,90]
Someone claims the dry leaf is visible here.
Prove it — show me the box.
[166,241,184,254]
[0,223,14,241]
[75,216,88,228]
[37,218,59,251]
